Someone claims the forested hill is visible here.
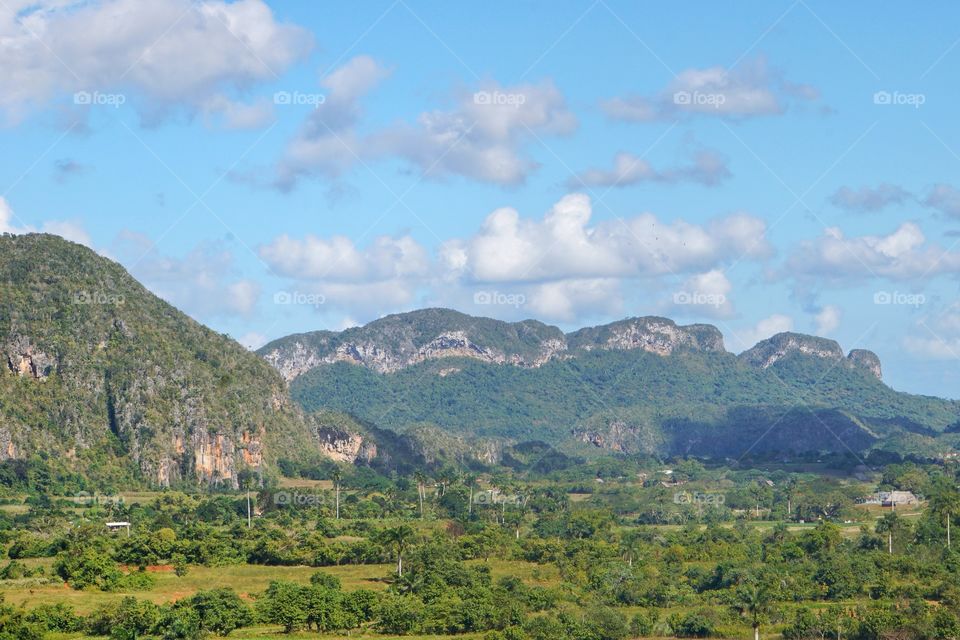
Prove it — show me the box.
[0,233,317,488]
[265,310,960,460]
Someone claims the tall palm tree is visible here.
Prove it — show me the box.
[928,478,960,550]
[876,512,905,554]
[464,474,479,517]
[379,524,415,576]
[732,579,776,640]
[413,471,427,519]
[331,469,342,520]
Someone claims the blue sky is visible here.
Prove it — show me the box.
[2,1,960,397]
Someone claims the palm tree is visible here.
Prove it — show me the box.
[876,512,905,554]
[464,474,479,517]
[732,579,776,640]
[331,469,342,520]
[379,524,414,576]
[413,471,427,519]
[927,478,960,550]
[782,477,798,521]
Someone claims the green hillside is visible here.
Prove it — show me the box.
[0,233,315,489]
[290,345,960,458]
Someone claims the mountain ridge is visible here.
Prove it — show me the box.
[259,308,883,382]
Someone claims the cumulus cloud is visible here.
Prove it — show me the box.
[923,184,960,218]
[829,183,911,213]
[274,75,576,190]
[814,305,841,335]
[602,57,818,122]
[441,193,771,283]
[0,0,312,126]
[669,269,734,318]
[259,233,429,282]
[259,194,771,322]
[258,232,429,313]
[370,80,576,186]
[732,314,795,352]
[785,222,960,281]
[569,149,731,189]
[115,231,261,318]
[525,278,623,323]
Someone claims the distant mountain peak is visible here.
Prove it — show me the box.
[739,331,882,380]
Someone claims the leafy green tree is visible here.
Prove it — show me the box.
[376,593,424,634]
[110,597,160,640]
[256,581,308,633]
[183,588,252,636]
[54,549,122,591]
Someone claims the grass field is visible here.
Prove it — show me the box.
[0,558,561,615]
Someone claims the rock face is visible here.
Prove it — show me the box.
[567,317,726,355]
[739,332,845,369]
[314,425,377,464]
[4,336,55,380]
[848,349,883,380]
[0,234,317,488]
[738,332,884,381]
[260,311,727,380]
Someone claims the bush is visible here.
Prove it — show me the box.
[54,550,122,591]
[630,610,655,637]
[671,609,717,638]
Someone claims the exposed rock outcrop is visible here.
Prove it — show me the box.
[848,349,883,380]
[739,332,885,381]
[4,336,55,380]
[260,311,726,380]
[567,317,725,355]
[314,425,378,464]
[739,332,845,369]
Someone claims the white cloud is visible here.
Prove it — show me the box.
[0,196,94,248]
[814,305,841,335]
[829,183,911,213]
[923,184,960,218]
[526,278,623,322]
[602,57,818,122]
[0,0,312,126]
[786,222,960,281]
[569,149,730,189]
[370,80,576,186]
[732,314,795,352]
[258,232,429,315]
[274,55,392,190]
[669,269,734,318]
[442,193,771,283]
[259,233,429,282]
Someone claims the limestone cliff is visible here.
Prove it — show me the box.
[260,310,726,380]
[0,234,318,488]
[739,332,884,380]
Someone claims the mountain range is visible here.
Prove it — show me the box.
[261,309,959,462]
[2,234,958,489]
